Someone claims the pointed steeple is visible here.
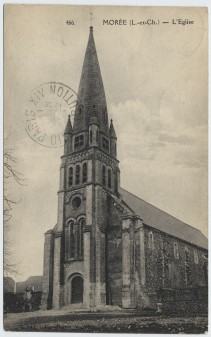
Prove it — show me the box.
[73,27,109,134]
[89,103,99,126]
[109,119,117,138]
[64,115,72,135]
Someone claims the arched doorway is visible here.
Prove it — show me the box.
[71,275,83,304]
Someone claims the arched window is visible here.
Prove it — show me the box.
[68,167,73,187]
[81,220,84,257]
[78,104,83,115]
[70,222,75,258]
[89,130,93,144]
[108,169,111,189]
[75,165,80,185]
[184,248,191,285]
[174,242,179,259]
[102,137,109,151]
[102,165,106,186]
[78,218,85,258]
[148,231,154,249]
[194,250,198,264]
[65,224,70,260]
[96,131,99,143]
[74,134,84,149]
[82,163,88,183]
[65,219,85,261]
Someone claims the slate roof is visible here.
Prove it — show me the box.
[64,115,72,135]
[109,119,117,138]
[73,27,109,135]
[16,275,43,293]
[119,187,208,250]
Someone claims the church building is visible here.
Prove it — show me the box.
[41,27,208,310]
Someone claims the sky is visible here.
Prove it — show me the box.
[4,5,208,282]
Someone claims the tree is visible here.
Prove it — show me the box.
[4,139,25,277]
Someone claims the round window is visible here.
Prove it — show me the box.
[72,196,81,208]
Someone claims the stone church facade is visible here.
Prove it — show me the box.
[41,27,208,310]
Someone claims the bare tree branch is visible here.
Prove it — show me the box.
[4,136,26,278]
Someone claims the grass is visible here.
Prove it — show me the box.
[4,310,208,333]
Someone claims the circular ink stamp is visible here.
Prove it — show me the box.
[25,82,78,148]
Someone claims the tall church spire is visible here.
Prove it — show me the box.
[73,27,109,135]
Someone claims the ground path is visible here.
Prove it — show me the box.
[4,308,208,333]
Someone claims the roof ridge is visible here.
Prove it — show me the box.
[120,187,203,234]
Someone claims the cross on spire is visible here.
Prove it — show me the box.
[90,12,93,27]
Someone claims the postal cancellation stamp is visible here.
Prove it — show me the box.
[25,82,78,148]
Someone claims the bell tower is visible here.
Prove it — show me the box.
[51,26,120,309]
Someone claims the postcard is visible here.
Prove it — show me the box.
[3,4,208,333]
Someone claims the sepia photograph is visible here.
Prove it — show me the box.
[3,4,208,333]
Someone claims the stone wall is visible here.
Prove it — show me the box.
[144,226,207,308]
[157,287,208,314]
[41,230,54,310]
[94,185,107,305]
[107,197,123,306]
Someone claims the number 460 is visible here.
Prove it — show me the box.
[66,20,75,25]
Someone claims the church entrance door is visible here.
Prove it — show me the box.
[71,276,83,304]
